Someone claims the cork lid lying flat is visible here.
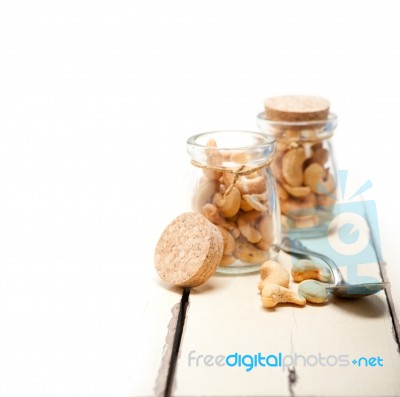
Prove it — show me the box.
[154,212,224,287]
[264,95,330,122]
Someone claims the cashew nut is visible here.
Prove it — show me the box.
[286,128,301,140]
[280,194,317,218]
[233,237,269,264]
[240,198,254,211]
[203,139,223,180]
[192,180,219,212]
[246,170,262,179]
[222,171,234,188]
[258,260,290,291]
[282,147,306,187]
[203,169,222,181]
[298,280,329,304]
[255,239,271,251]
[293,214,319,229]
[282,182,311,198]
[205,139,222,164]
[304,163,335,194]
[225,212,240,223]
[202,203,240,238]
[309,146,329,166]
[311,142,323,151]
[317,194,336,210]
[229,151,250,164]
[202,203,225,225]
[222,170,264,194]
[277,141,289,152]
[237,211,262,243]
[236,175,267,195]
[214,187,241,218]
[261,283,306,308]
[219,255,237,267]
[276,181,289,200]
[216,226,235,256]
[225,222,241,239]
[242,193,268,212]
[219,184,227,195]
[291,259,331,283]
[256,215,274,249]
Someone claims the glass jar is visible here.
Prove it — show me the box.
[257,108,338,238]
[186,130,281,274]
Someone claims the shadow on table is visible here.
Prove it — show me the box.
[331,294,387,318]
[154,278,186,295]
[154,276,224,295]
[192,271,258,294]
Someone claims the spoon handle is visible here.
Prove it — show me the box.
[280,237,346,285]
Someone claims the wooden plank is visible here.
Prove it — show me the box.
[369,199,400,347]
[0,136,187,396]
[0,223,183,397]
[174,237,400,396]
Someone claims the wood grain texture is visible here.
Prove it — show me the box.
[173,243,400,397]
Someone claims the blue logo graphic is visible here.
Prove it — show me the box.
[288,170,382,285]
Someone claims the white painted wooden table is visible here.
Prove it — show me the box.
[135,201,400,397]
[1,135,399,397]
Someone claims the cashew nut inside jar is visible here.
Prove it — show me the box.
[187,130,281,275]
[257,95,338,238]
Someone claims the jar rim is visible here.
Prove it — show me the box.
[187,130,276,151]
[257,111,338,128]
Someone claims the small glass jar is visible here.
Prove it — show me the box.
[186,130,281,274]
[257,109,338,238]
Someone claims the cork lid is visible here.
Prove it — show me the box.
[264,95,330,122]
[154,212,224,287]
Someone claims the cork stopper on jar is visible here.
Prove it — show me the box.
[154,212,224,287]
[264,95,330,122]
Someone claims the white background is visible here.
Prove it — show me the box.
[0,1,399,396]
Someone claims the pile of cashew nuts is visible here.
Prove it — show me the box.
[259,259,331,308]
[273,139,336,229]
[192,140,276,267]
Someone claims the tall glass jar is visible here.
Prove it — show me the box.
[186,130,281,274]
[257,96,338,238]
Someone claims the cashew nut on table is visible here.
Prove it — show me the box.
[258,260,290,291]
[258,258,331,309]
[298,280,329,304]
[261,283,306,308]
[291,259,331,283]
